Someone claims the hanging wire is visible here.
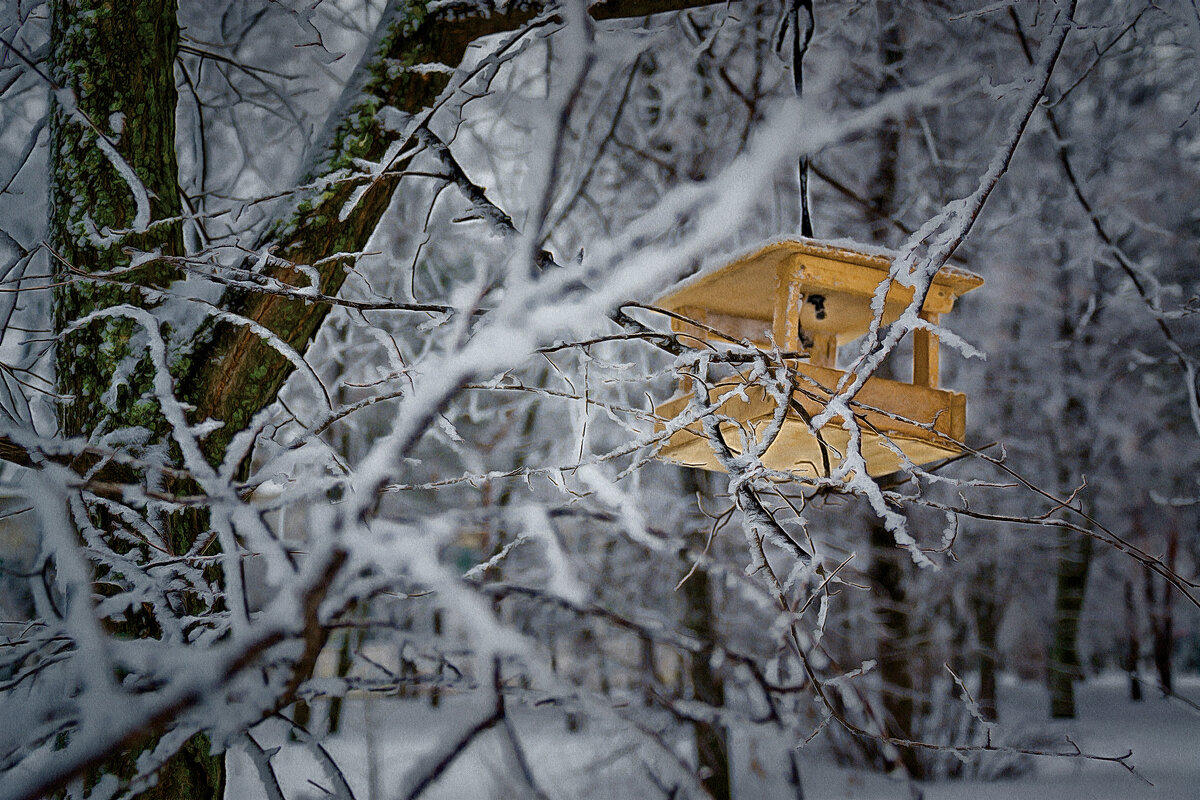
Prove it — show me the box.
[776,0,816,236]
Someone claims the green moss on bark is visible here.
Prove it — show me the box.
[49,3,224,798]
[50,0,184,442]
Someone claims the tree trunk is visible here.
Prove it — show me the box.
[860,6,928,777]
[680,469,731,800]
[48,1,223,796]
[1047,261,1094,721]
[1144,519,1178,695]
[176,0,725,464]
[50,0,183,441]
[866,0,903,240]
[1048,525,1092,718]
[1123,579,1143,702]
[968,564,1001,722]
[868,519,922,778]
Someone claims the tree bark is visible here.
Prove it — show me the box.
[680,469,731,800]
[50,0,184,442]
[1123,579,1143,702]
[968,563,1000,722]
[868,519,922,778]
[1048,525,1092,718]
[1047,264,1095,721]
[1143,516,1178,695]
[866,0,903,242]
[48,2,223,797]
[861,6,925,775]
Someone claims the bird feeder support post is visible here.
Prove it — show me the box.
[773,261,803,352]
[912,310,940,388]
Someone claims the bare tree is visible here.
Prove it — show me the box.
[0,2,1196,800]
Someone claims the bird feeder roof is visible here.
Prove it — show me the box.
[655,237,983,323]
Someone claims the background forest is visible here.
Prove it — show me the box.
[0,0,1198,798]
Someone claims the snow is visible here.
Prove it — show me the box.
[804,675,1200,800]
[223,674,1200,800]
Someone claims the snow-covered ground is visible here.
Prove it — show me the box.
[802,675,1200,800]
[226,673,1200,799]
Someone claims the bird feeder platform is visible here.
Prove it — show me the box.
[652,239,983,477]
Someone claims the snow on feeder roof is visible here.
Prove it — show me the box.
[652,238,983,477]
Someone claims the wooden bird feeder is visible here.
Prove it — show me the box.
[653,239,983,477]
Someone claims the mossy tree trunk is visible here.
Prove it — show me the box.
[48,2,223,797]
[50,0,183,442]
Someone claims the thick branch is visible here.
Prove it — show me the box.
[179,0,720,464]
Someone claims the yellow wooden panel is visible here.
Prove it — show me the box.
[657,253,779,320]
[773,261,803,350]
[912,312,940,388]
[655,239,982,329]
[653,362,966,477]
[654,425,960,477]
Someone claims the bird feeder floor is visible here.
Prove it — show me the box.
[653,362,966,478]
